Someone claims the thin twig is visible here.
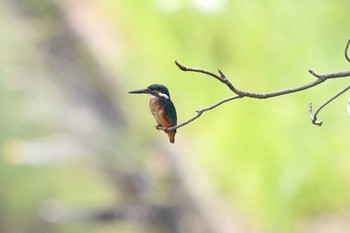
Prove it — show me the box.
[175,60,240,94]
[345,38,350,63]
[157,96,241,132]
[309,84,350,126]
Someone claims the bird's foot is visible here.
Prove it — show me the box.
[155,124,170,132]
[155,124,164,130]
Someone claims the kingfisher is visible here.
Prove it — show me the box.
[128,84,177,143]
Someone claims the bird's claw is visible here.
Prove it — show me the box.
[155,124,164,130]
[155,124,170,132]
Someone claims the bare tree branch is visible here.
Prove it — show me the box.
[158,40,350,132]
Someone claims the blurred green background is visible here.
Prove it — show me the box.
[1,0,350,232]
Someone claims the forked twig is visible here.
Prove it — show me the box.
[308,38,350,125]
[309,85,350,126]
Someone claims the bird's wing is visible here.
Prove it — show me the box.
[162,99,177,126]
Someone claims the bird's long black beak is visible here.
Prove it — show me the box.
[128,88,150,94]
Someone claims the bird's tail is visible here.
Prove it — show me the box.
[167,131,176,144]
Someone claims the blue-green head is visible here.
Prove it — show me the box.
[128,84,171,99]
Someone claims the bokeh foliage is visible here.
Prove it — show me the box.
[1,0,350,232]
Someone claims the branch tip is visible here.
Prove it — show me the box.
[218,69,226,78]
[308,102,314,120]
[175,60,187,71]
[308,69,321,78]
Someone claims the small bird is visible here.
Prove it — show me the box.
[128,84,177,143]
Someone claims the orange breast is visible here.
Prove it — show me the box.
[149,97,173,127]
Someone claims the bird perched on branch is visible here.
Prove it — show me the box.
[128,84,177,143]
